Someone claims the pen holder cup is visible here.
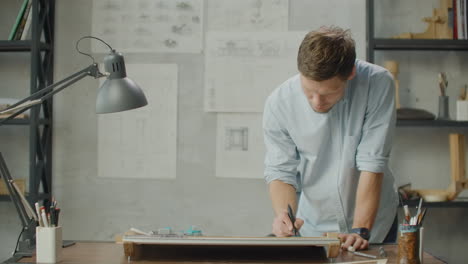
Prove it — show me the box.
[437,95,450,120]
[36,226,62,263]
[397,225,421,264]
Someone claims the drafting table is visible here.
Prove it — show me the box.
[12,242,446,264]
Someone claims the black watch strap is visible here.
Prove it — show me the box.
[350,227,370,240]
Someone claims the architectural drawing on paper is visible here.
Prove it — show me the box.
[216,114,265,179]
[98,64,178,179]
[204,31,306,112]
[207,0,289,31]
[257,40,281,57]
[224,127,249,151]
[216,40,251,56]
[92,0,203,53]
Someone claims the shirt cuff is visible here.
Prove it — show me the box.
[264,170,299,190]
[356,156,388,173]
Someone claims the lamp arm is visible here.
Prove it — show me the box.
[40,63,103,102]
[0,64,103,125]
[0,64,105,232]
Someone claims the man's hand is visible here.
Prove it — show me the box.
[272,211,304,237]
[338,233,369,251]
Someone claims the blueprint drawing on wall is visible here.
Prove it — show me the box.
[98,64,178,179]
[204,31,305,112]
[92,0,203,53]
[206,0,289,31]
[216,113,265,179]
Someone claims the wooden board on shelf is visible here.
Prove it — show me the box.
[407,134,468,202]
[0,179,25,195]
[0,113,28,119]
[447,133,468,199]
[392,0,453,39]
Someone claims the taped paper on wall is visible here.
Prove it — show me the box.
[92,0,203,53]
[216,113,265,179]
[204,31,305,112]
[98,64,178,179]
[206,0,289,31]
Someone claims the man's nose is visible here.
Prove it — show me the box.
[313,95,325,105]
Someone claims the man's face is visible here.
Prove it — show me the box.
[300,68,355,113]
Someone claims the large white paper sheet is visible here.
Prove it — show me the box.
[98,64,178,179]
[216,113,265,179]
[92,0,203,53]
[205,32,305,112]
[206,0,289,31]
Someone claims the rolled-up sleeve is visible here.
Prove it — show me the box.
[263,98,300,189]
[356,71,396,173]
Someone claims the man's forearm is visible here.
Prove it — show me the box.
[269,180,297,215]
[352,171,383,230]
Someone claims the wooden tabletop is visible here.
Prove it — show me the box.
[18,242,446,264]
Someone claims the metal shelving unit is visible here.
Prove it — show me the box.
[367,0,468,207]
[0,0,55,208]
[397,120,468,128]
[367,0,468,62]
[0,40,51,52]
[367,0,468,130]
[0,118,50,126]
[403,199,468,208]
[372,39,468,51]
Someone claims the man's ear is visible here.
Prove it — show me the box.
[347,66,357,81]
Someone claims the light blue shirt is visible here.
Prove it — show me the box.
[263,60,398,243]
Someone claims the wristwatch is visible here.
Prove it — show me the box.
[350,227,370,240]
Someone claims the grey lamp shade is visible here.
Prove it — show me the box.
[96,50,148,114]
[96,77,148,114]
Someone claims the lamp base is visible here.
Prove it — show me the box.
[4,239,35,264]
[4,220,37,263]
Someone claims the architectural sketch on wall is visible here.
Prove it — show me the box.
[302,0,366,59]
[92,0,203,53]
[98,64,178,179]
[225,127,249,151]
[204,31,306,112]
[216,113,265,179]
[206,0,289,31]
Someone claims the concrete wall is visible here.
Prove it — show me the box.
[1,0,467,263]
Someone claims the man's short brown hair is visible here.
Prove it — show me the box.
[297,26,356,81]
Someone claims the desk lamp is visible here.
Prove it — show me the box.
[0,36,148,262]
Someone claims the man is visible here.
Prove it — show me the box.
[263,26,398,251]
